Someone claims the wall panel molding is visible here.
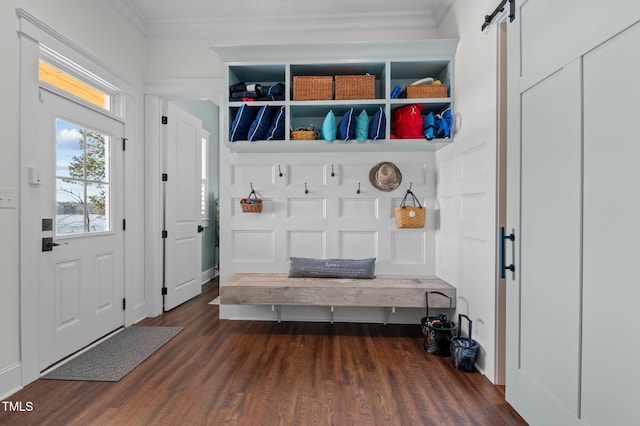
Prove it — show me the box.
[220,152,440,321]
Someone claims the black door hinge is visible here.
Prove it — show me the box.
[122,138,127,151]
[162,173,168,182]
[122,219,126,231]
[122,298,126,310]
[161,287,168,295]
[162,230,168,238]
[162,116,168,125]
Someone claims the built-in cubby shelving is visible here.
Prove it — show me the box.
[213,39,459,153]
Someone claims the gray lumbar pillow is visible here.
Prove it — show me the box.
[289,257,376,279]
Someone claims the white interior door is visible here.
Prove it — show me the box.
[163,103,203,310]
[39,89,125,370]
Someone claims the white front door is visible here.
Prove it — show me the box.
[38,89,125,370]
[163,103,203,310]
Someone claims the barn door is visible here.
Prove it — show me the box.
[505,0,640,424]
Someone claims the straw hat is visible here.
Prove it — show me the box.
[369,162,402,192]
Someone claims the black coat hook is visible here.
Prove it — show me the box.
[331,165,335,177]
[357,183,361,194]
[278,165,283,177]
[305,183,309,194]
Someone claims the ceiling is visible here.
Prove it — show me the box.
[107,0,454,39]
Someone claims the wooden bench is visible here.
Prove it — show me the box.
[220,273,456,323]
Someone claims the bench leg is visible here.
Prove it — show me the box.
[271,305,281,323]
[384,307,396,325]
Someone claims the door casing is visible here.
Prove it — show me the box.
[38,89,126,370]
[143,81,224,317]
[162,102,205,310]
[18,11,138,386]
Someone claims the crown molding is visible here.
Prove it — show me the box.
[108,0,454,39]
[432,0,455,24]
[105,0,148,35]
[146,11,440,39]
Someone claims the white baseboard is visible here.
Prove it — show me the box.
[201,267,217,285]
[0,362,22,400]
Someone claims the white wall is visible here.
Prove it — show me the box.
[0,0,503,397]
[144,28,440,81]
[140,1,504,377]
[218,151,439,324]
[1,0,146,398]
[143,21,447,324]
[0,1,22,392]
[437,0,500,381]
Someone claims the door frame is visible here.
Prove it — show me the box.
[144,80,224,316]
[17,10,137,385]
[494,17,509,387]
[37,89,126,370]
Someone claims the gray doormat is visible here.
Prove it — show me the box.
[42,325,183,382]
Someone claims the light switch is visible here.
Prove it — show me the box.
[0,187,17,209]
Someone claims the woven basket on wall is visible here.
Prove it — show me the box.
[394,189,426,228]
[240,191,263,213]
[394,206,426,228]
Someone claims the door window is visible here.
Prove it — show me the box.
[39,59,113,112]
[56,119,111,235]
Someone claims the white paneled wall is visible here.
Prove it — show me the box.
[219,150,439,323]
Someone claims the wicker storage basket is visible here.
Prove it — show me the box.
[240,191,263,213]
[293,76,333,100]
[394,205,426,228]
[394,190,426,228]
[290,130,317,140]
[406,84,448,99]
[334,75,375,100]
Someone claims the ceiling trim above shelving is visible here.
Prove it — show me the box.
[107,0,454,39]
[212,39,459,65]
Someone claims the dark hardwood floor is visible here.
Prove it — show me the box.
[1,279,526,425]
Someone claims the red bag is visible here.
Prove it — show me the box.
[392,104,424,139]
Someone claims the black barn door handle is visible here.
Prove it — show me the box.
[499,227,516,279]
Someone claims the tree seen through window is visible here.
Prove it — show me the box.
[55,119,110,234]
